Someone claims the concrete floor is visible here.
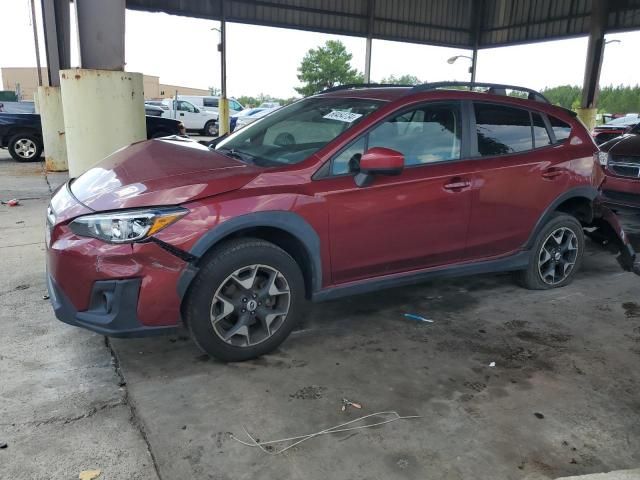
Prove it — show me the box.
[1,147,640,480]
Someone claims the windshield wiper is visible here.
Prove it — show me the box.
[216,147,255,164]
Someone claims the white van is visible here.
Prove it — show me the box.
[179,96,245,115]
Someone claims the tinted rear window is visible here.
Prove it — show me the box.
[475,104,532,156]
[549,116,572,142]
[203,98,219,107]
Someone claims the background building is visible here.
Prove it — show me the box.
[1,67,209,100]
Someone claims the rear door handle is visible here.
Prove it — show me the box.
[443,177,471,191]
[542,167,565,179]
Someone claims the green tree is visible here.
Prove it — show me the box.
[541,84,640,113]
[541,85,582,109]
[295,40,363,96]
[379,74,422,85]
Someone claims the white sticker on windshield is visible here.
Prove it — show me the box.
[323,110,363,123]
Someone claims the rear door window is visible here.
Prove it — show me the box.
[532,113,552,148]
[549,116,572,142]
[203,98,219,107]
[474,104,532,156]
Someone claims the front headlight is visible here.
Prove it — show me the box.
[69,207,187,243]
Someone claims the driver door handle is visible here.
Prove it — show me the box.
[541,167,565,179]
[443,177,471,191]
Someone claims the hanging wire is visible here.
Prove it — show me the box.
[230,410,421,455]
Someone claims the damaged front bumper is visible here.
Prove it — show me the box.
[589,203,640,275]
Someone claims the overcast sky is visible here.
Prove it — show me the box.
[1,0,639,99]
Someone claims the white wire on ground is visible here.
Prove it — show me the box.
[230,411,421,455]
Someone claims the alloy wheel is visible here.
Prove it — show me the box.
[207,123,218,136]
[537,227,578,285]
[210,264,291,347]
[14,138,37,159]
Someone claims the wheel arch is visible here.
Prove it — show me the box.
[523,186,597,250]
[177,211,322,302]
[8,127,42,142]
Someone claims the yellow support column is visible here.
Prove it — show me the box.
[60,69,146,177]
[576,108,598,132]
[37,86,68,172]
[219,97,230,136]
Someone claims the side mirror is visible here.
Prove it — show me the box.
[355,147,404,187]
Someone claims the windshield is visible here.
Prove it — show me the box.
[235,108,264,118]
[215,97,384,166]
[606,115,639,126]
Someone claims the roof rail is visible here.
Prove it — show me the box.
[410,82,550,103]
[321,83,416,93]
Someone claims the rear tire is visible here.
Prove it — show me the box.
[8,133,42,162]
[185,238,305,362]
[515,213,584,290]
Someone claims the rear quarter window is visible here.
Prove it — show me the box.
[549,116,572,143]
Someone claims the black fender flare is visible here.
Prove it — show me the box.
[523,186,598,250]
[176,211,322,299]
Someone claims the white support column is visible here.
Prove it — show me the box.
[37,86,68,172]
[364,37,372,83]
[364,0,374,83]
[60,69,146,177]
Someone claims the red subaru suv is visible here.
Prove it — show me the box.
[46,82,637,361]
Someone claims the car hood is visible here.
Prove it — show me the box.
[600,133,640,155]
[70,138,260,211]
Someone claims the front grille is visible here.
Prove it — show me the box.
[608,155,640,178]
[595,132,622,144]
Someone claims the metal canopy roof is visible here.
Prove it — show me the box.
[126,0,640,49]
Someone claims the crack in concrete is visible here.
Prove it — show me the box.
[43,165,53,194]
[105,337,163,480]
[0,241,45,249]
[0,400,126,428]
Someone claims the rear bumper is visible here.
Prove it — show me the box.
[601,189,640,214]
[47,274,178,338]
[591,203,640,275]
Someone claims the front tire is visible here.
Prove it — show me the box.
[203,120,218,137]
[8,133,42,162]
[185,238,305,362]
[515,213,585,290]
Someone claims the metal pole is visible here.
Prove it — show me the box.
[364,0,374,83]
[364,37,372,83]
[470,48,477,83]
[218,1,229,136]
[30,0,43,86]
[470,0,482,84]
